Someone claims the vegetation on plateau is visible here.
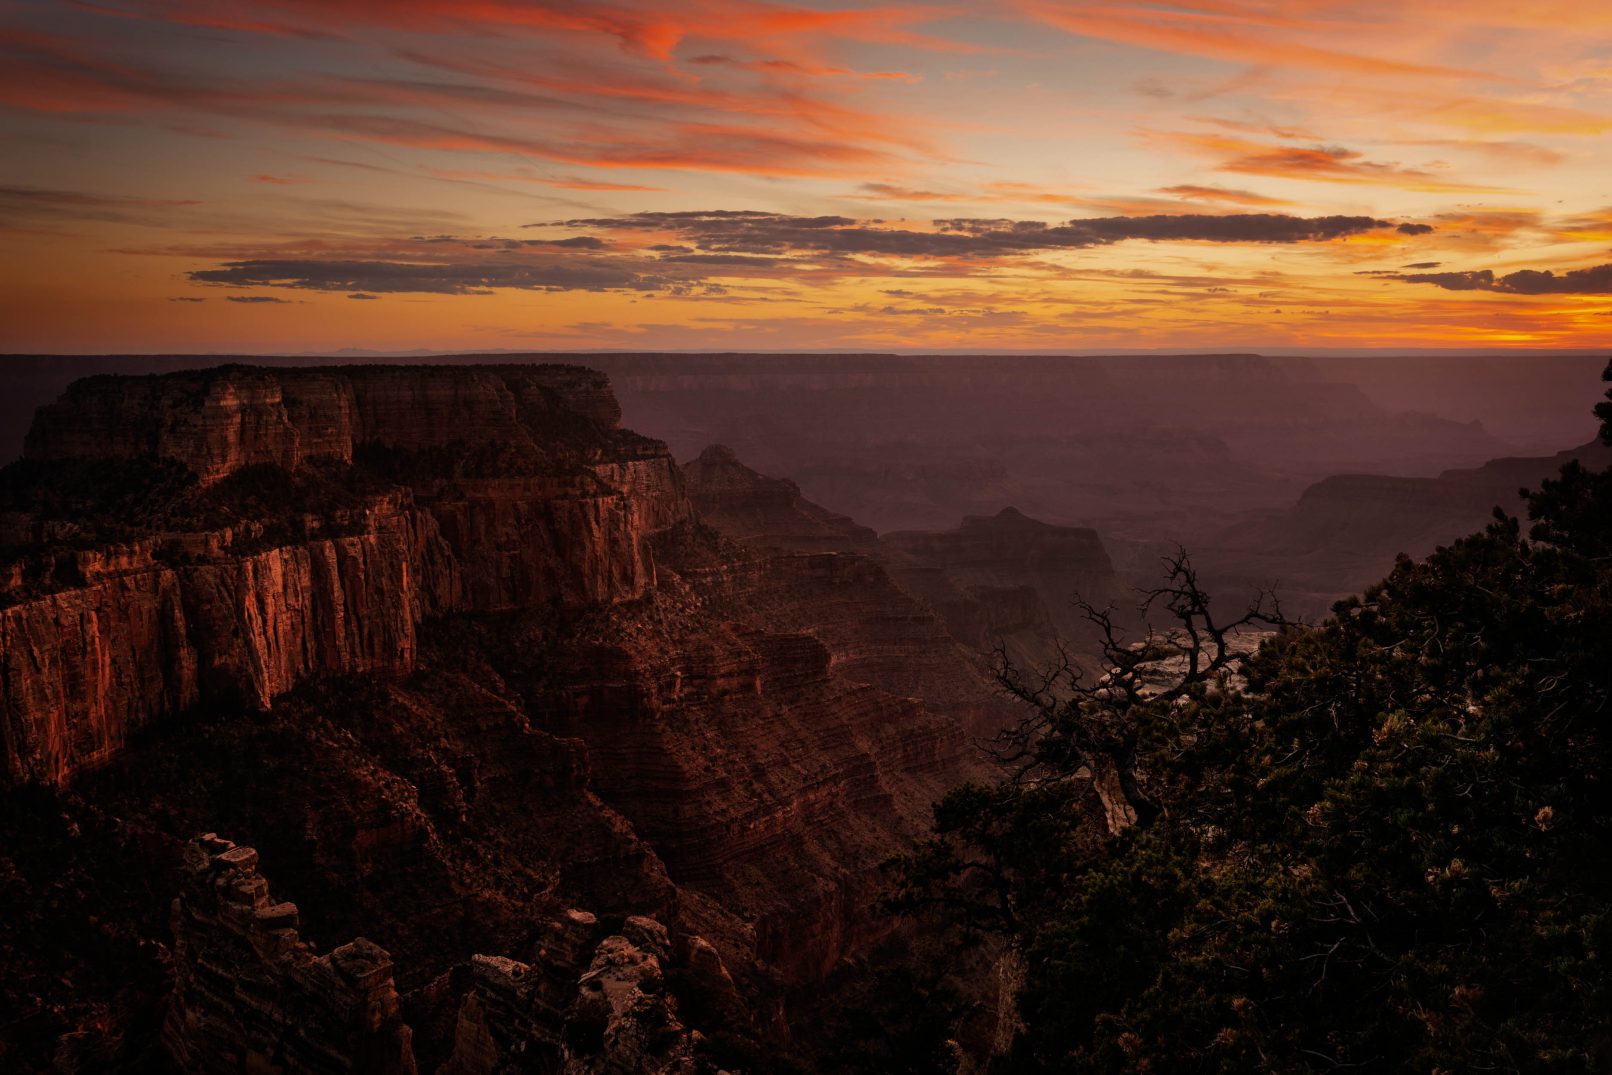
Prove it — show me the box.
[875,362,1612,1073]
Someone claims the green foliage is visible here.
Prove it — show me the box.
[888,361,1612,1072]
[811,943,971,1075]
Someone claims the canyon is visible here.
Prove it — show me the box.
[0,364,1020,1072]
[2,354,1604,1071]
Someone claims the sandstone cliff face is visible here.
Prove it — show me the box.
[0,500,447,785]
[6,539,994,1067]
[2,366,686,786]
[23,366,627,485]
[0,364,1010,1070]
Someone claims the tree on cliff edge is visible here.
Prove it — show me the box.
[882,360,1612,1073]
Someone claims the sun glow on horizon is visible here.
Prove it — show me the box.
[3,0,1612,352]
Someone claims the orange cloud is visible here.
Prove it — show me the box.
[1155,184,1294,207]
[1549,208,1612,244]
[685,53,917,81]
[1,11,946,184]
[854,181,1102,207]
[0,185,203,234]
[1153,131,1516,193]
[1390,139,1565,168]
[1016,0,1491,81]
[539,176,668,193]
[100,0,970,64]
[380,51,942,157]
[855,183,964,202]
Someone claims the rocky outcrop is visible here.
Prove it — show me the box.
[442,917,710,1075]
[881,566,1056,671]
[561,920,700,1075]
[681,445,1073,688]
[164,834,417,1074]
[885,509,1117,608]
[1281,439,1612,557]
[438,911,601,1075]
[1,365,689,786]
[680,445,1025,734]
[165,836,720,1075]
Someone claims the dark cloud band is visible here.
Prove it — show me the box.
[550,210,1416,258]
[192,258,664,294]
[185,210,1429,297]
[1388,262,1612,295]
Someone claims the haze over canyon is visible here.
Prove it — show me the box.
[1,348,1608,1072]
[6,0,1612,1070]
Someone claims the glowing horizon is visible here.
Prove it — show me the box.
[3,0,1612,353]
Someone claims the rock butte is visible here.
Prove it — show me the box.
[0,364,1039,1070]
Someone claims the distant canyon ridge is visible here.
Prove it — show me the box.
[4,351,1605,619]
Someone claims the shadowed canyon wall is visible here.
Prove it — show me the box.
[0,363,1010,1071]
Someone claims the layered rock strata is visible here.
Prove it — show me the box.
[681,444,1070,678]
[884,507,1125,662]
[681,444,878,555]
[23,366,628,484]
[0,364,1008,1069]
[1,366,686,785]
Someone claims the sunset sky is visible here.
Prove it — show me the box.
[3,0,1612,352]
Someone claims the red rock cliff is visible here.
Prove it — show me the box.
[2,365,688,786]
[0,364,1014,1069]
[23,365,626,483]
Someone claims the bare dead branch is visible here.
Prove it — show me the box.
[989,549,1295,829]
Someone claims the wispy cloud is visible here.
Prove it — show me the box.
[1016,0,1492,81]
[1151,132,1516,193]
[5,0,1612,349]
[1154,184,1294,207]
